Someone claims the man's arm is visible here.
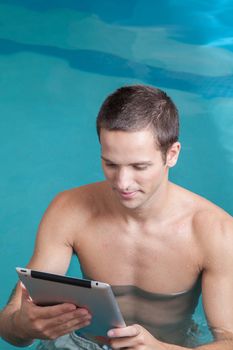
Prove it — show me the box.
[0,191,92,346]
[195,215,233,349]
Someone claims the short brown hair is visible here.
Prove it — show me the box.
[96,85,179,161]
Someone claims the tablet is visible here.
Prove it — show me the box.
[16,267,126,336]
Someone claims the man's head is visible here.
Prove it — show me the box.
[96,85,179,163]
[97,85,181,210]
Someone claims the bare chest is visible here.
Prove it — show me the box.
[73,221,200,294]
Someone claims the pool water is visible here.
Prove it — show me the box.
[0,1,232,349]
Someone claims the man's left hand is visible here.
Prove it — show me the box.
[107,324,165,350]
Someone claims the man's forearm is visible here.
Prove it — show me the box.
[160,339,233,350]
[0,283,33,347]
[196,339,233,350]
[164,339,233,350]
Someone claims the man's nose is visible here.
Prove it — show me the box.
[115,167,132,190]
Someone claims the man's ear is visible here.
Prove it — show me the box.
[166,142,181,168]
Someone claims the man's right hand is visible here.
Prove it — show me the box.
[14,284,92,341]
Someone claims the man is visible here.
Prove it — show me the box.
[0,85,233,350]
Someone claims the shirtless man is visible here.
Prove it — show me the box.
[0,85,233,350]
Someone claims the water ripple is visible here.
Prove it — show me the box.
[1,38,233,99]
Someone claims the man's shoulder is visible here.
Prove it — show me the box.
[39,181,108,238]
[191,194,232,232]
[173,183,232,233]
[50,181,108,215]
[177,187,233,255]
[175,185,233,267]
[190,196,233,270]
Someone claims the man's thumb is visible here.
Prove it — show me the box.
[20,282,32,302]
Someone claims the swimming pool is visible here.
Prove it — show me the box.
[1,1,232,349]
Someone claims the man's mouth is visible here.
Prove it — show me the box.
[117,190,138,199]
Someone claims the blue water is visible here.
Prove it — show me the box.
[1,1,233,349]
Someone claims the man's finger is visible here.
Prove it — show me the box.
[36,303,89,319]
[46,308,92,328]
[50,315,91,337]
[109,336,135,349]
[108,325,141,338]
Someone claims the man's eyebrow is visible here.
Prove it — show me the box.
[132,161,154,166]
[101,156,116,163]
[101,156,153,165]
[101,156,110,161]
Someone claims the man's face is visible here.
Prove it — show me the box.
[100,129,173,211]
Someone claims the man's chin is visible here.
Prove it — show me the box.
[117,196,144,210]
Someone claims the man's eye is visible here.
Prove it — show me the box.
[133,165,148,170]
[106,163,116,167]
